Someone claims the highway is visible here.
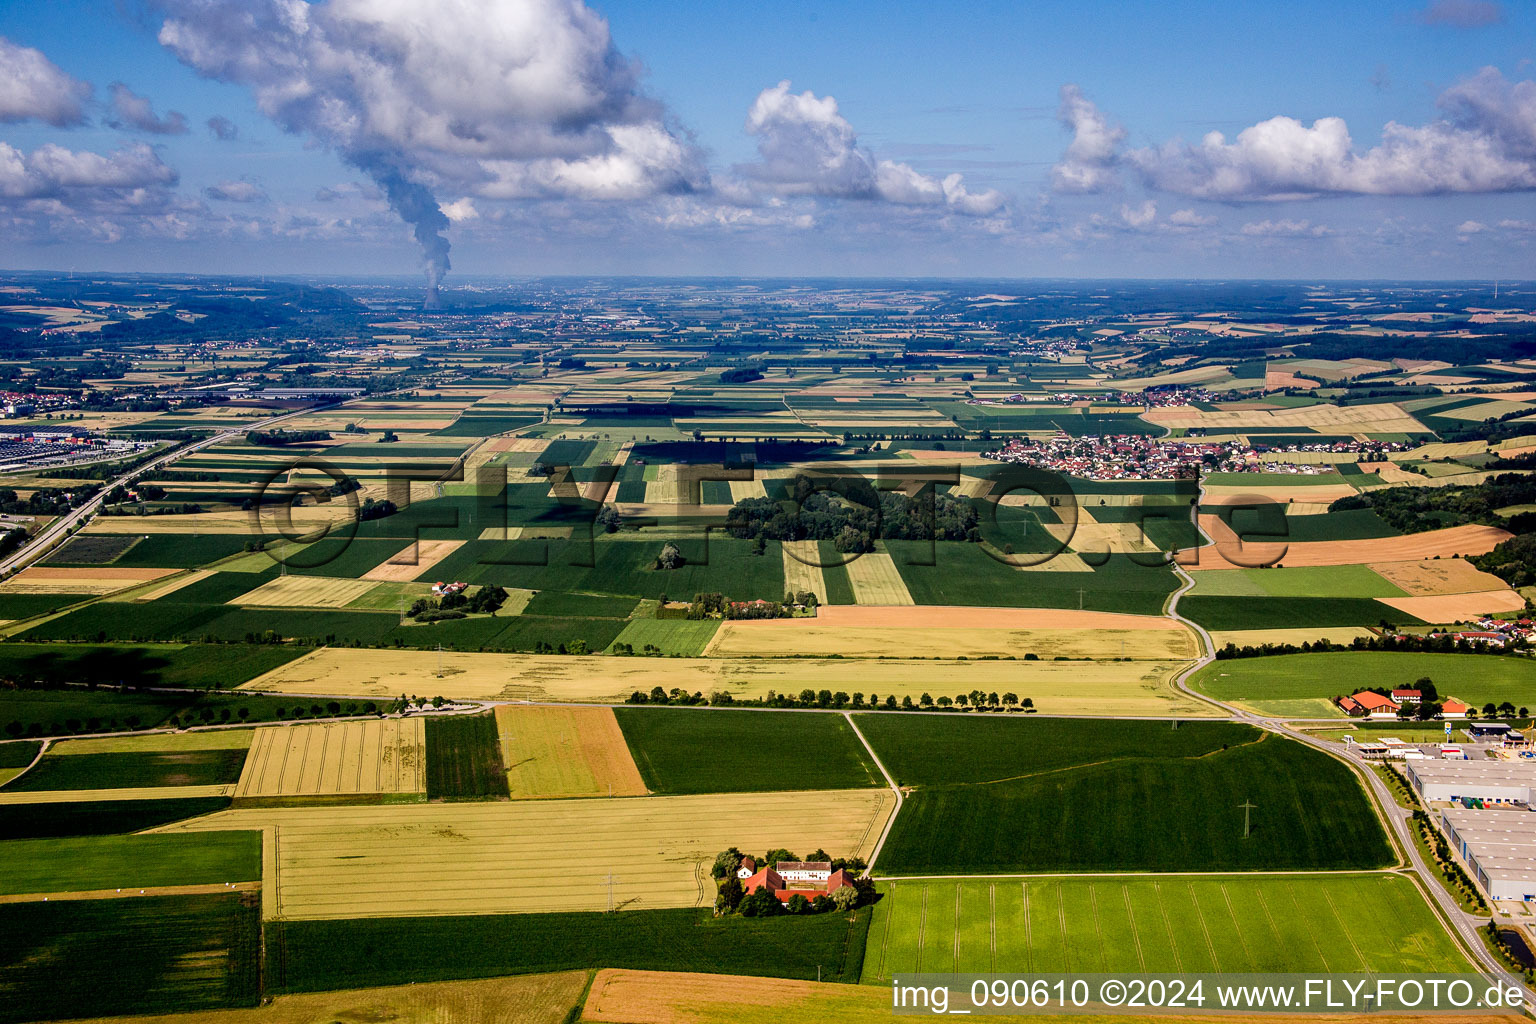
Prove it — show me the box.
[0,395,378,579]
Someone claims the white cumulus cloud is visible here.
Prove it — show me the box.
[736,81,1004,216]
[0,36,91,126]
[108,83,189,135]
[1051,84,1124,193]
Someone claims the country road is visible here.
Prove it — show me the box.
[1166,482,1529,995]
[0,391,403,579]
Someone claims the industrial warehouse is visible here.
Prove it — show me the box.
[1404,760,1536,806]
[1440,808,1536,903]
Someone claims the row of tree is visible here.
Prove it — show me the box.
[625,687,1035,711]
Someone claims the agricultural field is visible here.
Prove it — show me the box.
[267,908,873,992]
[614,708,883,794]
[857,715,1390,873]
[424,712,510,799]
[1192,651,1536,715]
[0,893,261,1023]
[861,875,1469,980]
[5,747,250,792]
[0,831,260,895]
[495,705,648,798]
[607,616,720,655]
[235,719,426,799]
[158,789,895,919]
[229,574,381,608]
[0,798,235,839]
[704,605,1197,660]
[243,648,1217,716]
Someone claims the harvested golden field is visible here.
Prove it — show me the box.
[1369,558,1513,596]
[231,574,380,608]
[707,622,1194,660]
[580,970,1479,1024]
[1183,520,1511,570]
[480,525,573,541]
[107,570,213,602]
[1144,400,1423,434]
[1380,590,1525,622]
[234,719,425,799]
[244,649,1212,716]
[1,566,176,595]
[821,605,1189,629]
[728,479,768,501]
[781,539,826,602]
[494,705,647,799]
[65,973,590,1024]
[1201,483,1358,506]
[361,538,464,582]
[159,789,894,919]
[844,550,913,604]
[1210,626,1379,649]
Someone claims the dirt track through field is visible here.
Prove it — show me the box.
[156,789,894,919]
[0,881,260,904]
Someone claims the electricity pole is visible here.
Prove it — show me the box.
[1239,799,1256,839]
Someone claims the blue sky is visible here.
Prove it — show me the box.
[0,0,1533,280]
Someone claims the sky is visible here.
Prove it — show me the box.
[0,0,1534,282]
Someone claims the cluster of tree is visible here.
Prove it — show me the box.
[595,506,620,533]
[1214,631,1526,660]
[724,475,980,553]
[654,542,686,570]
[708,847,871,917]
[378,431,399,443]
[1414,811,1488,914]
[407,584,508,622]
[0,527,25,561]
[625,687,1033,711]
[1332,473,1536,534]
[1473,533,1536,589]
[0,485,98,517]
[357,498,397,522]
[270,700,381,721]
[719,364,765,384]
[528,638,591,655]
[103,501,204,517]
[245,428,332,446]
[611,641,667,656]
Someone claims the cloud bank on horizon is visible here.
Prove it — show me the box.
[0,0,1531,278]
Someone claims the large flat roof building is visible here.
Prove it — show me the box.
[1440,807,1536,902]
[1404,760,1536,805]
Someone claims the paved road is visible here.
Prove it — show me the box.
[1165,487,1527,991]
[0,394,380,578]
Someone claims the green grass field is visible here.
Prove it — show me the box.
[0,740,40,768]
[4,748,249,791]
[606,617,720,655]
[0,893,261,1023]
[890,545,1179,615]
[0,593,94,619]
[861,875,1468,981]
[1193,651,1536,710]
[522,590,640,617]
[424,711,509,799]
[0,798,233,839]
[0,831,260,894]
[1177,595,1417,630]
[857,715,1390,873]
[614,708,883,794]
[1189,564,1406,599]
[265,906,871,992]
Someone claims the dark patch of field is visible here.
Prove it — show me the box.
[21,601,401,644]
[0,798,233,838]
[264,906,870,992]
[1177,595,1419,630]
[818,540,857,604]
[614,708,882,794]
[425,712,509,799]
[522,591,639,617]
[43,533,141,565]
[0,739,41,767]
[385,614,627,654]
[108,535,260,568]
[0,643,304,690]
[0,831,261,894]
[0,686,368,742]
[6,748,249,791]
[0,892,261,1023]
[890,544,1179,615]
[857,714,1390,874]
[279,537,413,577]
[0,593,95,620]
[433,414,540,437]
[1281,508,1402,542]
